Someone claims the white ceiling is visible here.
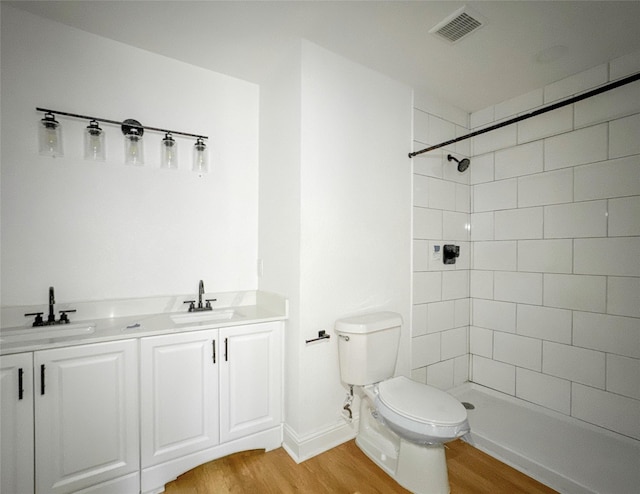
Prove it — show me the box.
[8,1,640,113]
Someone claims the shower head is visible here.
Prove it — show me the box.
[447,154,470,172]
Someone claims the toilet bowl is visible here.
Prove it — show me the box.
[355,377,469,494]
[375,376,469,445]
[335,312,470,494]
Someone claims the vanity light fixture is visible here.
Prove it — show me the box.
[84,120,105,161]
[122,119,144,166]
[192,137,208,173]
[35,107,208,171]
[38,112,63,157]
[161,133,178,169]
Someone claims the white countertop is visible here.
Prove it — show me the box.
[0,290,287,355]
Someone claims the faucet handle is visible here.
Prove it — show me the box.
[59,310,76,324]
[183,300,196,312]
[205,298,217,309]
[25,312,44,327]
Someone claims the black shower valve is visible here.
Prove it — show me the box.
[443,244,460,264]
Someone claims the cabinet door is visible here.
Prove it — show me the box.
[0,352,34,494]
[140,329,219,468]
[34,340,139,494]
[219,322,282,443]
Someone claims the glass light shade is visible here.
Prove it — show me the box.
[84,120,105,161]
[192,138,208,173]
[161,133,178,169]
[38,112,63,157]
[124,130,144,166]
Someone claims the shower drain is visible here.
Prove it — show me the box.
[462,402,475,410]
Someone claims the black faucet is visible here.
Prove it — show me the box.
[183,280,216,312]
[198,279,205,309]
[47,286,56,323]
[24,286,76,327]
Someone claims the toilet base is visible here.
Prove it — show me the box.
[396,440,449,494]
[356,390,450,494]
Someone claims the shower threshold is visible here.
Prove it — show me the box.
[450,383,640,494]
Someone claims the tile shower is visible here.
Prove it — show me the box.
[411,51,639,446]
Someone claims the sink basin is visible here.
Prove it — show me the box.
[0,323,96,344]
[170,309,235,325]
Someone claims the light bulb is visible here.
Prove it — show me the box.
[161,133,178,169]
[84,120,105,161]
[122,119,144,166]
[192,138,208,173]
[38,112,63,157]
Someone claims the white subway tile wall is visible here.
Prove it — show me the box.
[544,123,608,171]
[469,152,495,185]
[517,105,573,144]
[412,98,470,391]
[571,384,640,440]
[543,64,608,104]
[515,367,571,414]
[517,168,573,207]
[543,201,608,238]
[574,82,640,128]
[494,332,542,371]
[517,239,573,273]
[607,277,640,318]
[495,140,543,179]
[495,89,543,121]
[494,207,543,240]
[463,53,640,440]
[574,156,640,201]
[609,113,640,159]
[474,179,518,212]
[472,355,516,395]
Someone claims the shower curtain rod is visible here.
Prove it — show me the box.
[408,71,640,159]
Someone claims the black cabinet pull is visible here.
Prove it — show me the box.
[18,368,24,400]
[224,338,228,361]
[212,340,216,364]
[40,364,45,395]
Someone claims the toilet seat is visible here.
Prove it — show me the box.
[375,376,470,444]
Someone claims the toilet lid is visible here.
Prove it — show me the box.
[377,376,467,426]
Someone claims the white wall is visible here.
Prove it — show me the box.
[1,5,260,305]
[468,53,640,441]
[260,41,412,459]
[298,41,412,433]
[258,40,303,434]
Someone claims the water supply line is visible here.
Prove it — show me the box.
[342,385,354,423]
[408,71,640,158]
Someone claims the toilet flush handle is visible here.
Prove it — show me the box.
[338,334,350,342]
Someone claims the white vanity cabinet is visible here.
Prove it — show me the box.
[34,340,139,494]
[140,329,219,467]
[0,352,35,494]
[140,321,283,494]
[219,322,282,443]
[0,315,284,494]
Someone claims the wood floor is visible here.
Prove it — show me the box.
[164,439,557,493]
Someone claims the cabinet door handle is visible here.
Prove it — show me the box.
[40,364,46,395]
[18,368,24,400]
[224,338,228,361]
[212,340,216,364]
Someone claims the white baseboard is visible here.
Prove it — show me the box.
[282,418,359,463]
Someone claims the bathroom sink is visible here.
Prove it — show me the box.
[170,309,235,325]
[0,323,96,344]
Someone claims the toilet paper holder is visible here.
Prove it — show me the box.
[305,330,331,344]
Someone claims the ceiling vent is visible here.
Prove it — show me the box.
[429,6,487,44]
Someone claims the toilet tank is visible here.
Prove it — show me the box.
[335,311,402,385]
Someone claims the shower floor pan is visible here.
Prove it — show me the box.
[449,383,640,494]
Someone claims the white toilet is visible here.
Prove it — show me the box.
[335,311,469,494]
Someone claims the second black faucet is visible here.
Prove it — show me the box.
[24,286,76,327]
[183,280,216,312]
